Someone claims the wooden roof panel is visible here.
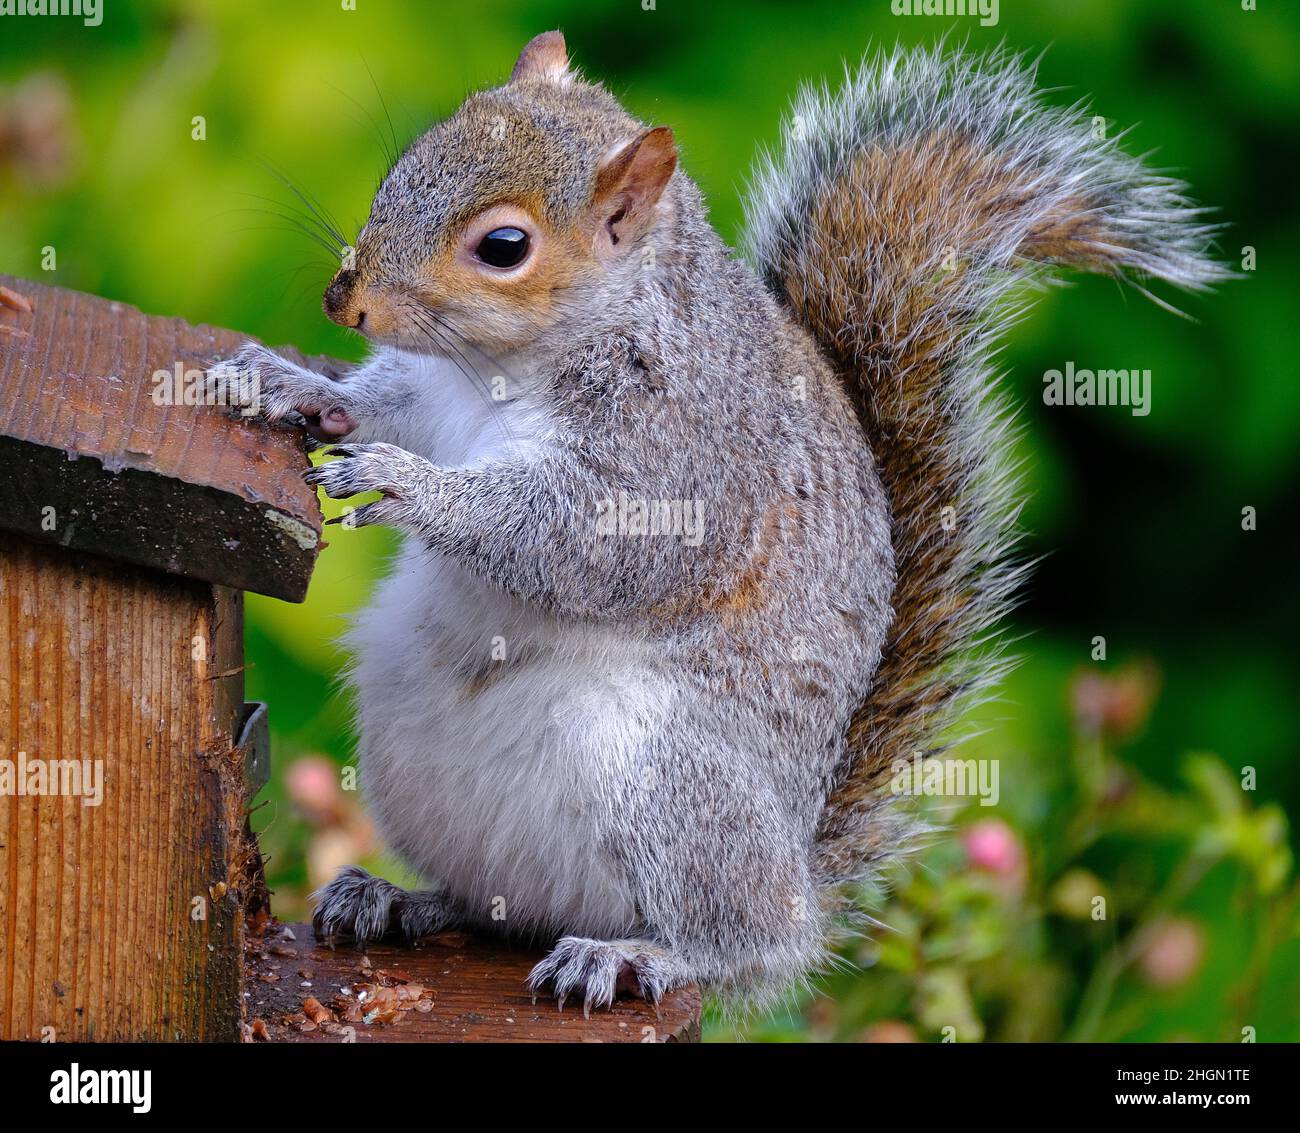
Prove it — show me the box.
[0,274,326,601]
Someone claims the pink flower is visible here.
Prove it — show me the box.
[1070,662,1160,741]
[963,818,1022,876]
[1139,918,1204,988]
[285,755,345,825]
[860,1020,920,1043]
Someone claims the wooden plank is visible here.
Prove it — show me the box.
[0,274,327,602]
[245,923,702,1044]
[0,534,248,1041]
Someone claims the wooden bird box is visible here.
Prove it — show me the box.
[0,273,323,1041]
[0,275,700,1043]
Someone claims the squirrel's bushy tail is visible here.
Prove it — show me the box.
[742,44,1228,896]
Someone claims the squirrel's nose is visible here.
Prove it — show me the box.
[323,269,359,324]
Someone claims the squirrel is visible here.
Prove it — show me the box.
[211,32,1226,1012]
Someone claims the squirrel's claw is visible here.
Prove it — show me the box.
[304,441,436,534]
[527,936,681,1017]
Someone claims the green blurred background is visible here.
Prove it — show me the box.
[2,0,1296,1042]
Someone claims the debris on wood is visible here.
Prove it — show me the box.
[328,966,437,1027]
[0,283,33,313]
[285,996,346,1036]
[1,283,35,339]
[240,918,700,1042]
[302,996,334,1026]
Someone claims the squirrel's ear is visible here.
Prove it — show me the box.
[511,30,570,83]
[591,126,677,250]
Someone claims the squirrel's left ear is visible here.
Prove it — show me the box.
[511,30,570,83]
[590,126,678,252]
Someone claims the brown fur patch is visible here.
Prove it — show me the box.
[649,494,802,623]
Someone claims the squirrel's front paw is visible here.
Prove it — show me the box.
[527,937,681,1017]
[208,342,357,439]
[305,442,436,530]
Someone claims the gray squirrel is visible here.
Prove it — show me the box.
[212,32,1225,1012]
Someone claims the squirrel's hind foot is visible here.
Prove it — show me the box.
[310,864,456,947]
[526,936,684,1017]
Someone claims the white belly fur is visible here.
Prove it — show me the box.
[348,554,668,938]
[342,351,666,939]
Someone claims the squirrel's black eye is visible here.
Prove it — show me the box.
[475,227,530,269]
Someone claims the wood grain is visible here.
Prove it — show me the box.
[0,535,248,1041]
[0,274,326,602]
[245,922,701,1044]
